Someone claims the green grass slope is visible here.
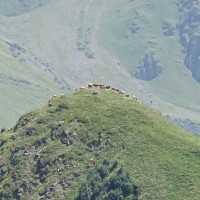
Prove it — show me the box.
[97,0,200,119]
[0,87,199,199]
[0,39,62,128]
[1,0,200,126]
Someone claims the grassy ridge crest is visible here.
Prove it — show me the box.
[0,87,199,199]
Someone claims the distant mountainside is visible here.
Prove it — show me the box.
[0,0,50,16]
[1,0,200,129]
[0,38,62,127]
[0,87,200,200]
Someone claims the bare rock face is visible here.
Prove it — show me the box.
[185,36,200,82]
[178,0,200,83]
[162,21,175,36]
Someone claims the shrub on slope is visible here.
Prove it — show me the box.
[76,160,139,200]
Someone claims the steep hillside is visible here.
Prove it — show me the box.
[0,87,199,200]
[0,38,62,128]
[1,0,200,128]
[0,0,50,16]
[97,0,200,119]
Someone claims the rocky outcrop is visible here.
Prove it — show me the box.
[178,0,200,82]
[184,35,200,82]
[167,116,200,136]
[162,21,175,36]
[135,53,162,81]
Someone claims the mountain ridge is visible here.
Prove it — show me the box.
[1,0,200,129]
[0,86,200,199]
